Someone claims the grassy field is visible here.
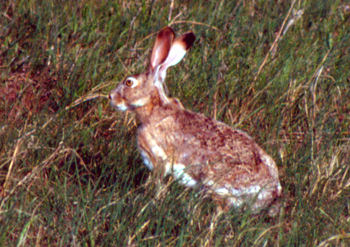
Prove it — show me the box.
[1,0,350,246]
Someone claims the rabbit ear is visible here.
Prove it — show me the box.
[149,27,175,72]
[149,28,195,103]
[158,31,196,82]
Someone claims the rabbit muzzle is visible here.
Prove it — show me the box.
[109,88,129,111]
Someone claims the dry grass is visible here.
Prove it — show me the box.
[1,0,350,246]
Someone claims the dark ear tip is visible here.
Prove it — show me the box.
[184,32,196,50]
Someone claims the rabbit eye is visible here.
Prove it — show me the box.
[124,76,139,88]
[125,79,133,87]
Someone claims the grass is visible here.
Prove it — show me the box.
[1,0,350,246]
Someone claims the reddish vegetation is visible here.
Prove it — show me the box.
[0,64,60,123]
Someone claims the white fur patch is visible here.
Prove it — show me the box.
[151,145,167,160]
[154,77,170,103]
[258,190,269,200]
[132,97,149,107]
[142,143,197,187]
[211,184,263,207]
[110,94,129,111]
[245,185,261,194]
[215,187,230,195]
[277,183,282,193]
[140,150,153,170]
[229,198,244,207]
[116,102,129,111]
[171,164,197,187]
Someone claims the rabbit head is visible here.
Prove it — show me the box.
[109,27,196,111]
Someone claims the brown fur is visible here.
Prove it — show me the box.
[109,27,282,215]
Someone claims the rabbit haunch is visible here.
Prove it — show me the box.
[109,27,282,214]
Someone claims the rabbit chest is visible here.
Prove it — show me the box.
[136,111,200,188]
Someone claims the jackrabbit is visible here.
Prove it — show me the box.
[109,27,282,215]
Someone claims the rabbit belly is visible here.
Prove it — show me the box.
[213,185,264,207]
[212,183,280,212]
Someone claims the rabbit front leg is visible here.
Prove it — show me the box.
[138,129,198,189]
[137,135,178,202]
[137,130,169,180]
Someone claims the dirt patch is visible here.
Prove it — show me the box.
[1,63,61,124]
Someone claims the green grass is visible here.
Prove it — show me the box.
[1,0,350,246]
